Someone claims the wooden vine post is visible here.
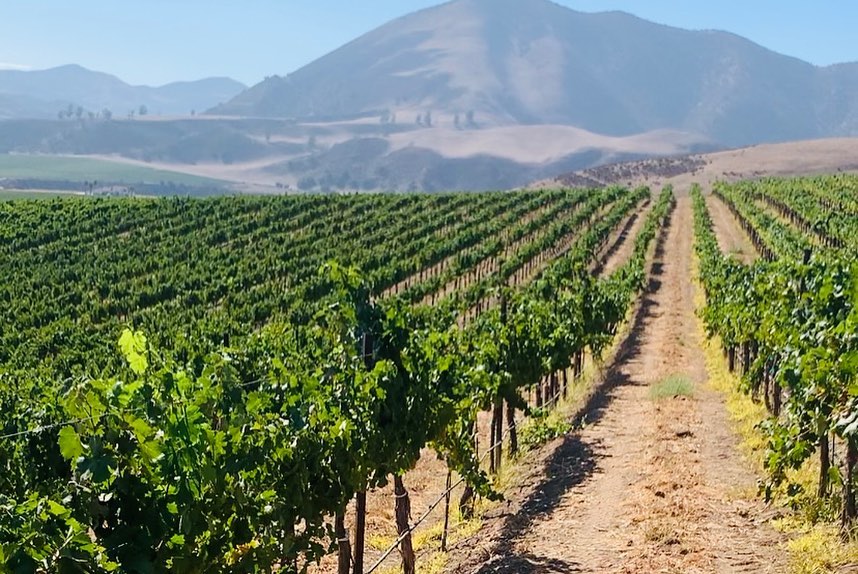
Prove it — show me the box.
[489,407,497,475]
[819,436,831,498]
[459,422,476,519]
[336,512,352,574]
[441,470,452,552]
[770,358,782,417]
[493,398,504,472]
[352,331,375,574]
[488,336,505,475]
[393,475,416,574]
[507,401,518,457]
[354,492,367,574]
[843,438,858,534]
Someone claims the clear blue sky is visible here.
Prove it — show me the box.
[1,1,855,86]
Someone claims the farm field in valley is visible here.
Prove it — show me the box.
[0,153,229,195]
[0,189,82,200]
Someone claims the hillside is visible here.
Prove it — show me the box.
[212,0,858,147]
[0,65,245,119]
[536,138,858,190]
[0,115,713,192]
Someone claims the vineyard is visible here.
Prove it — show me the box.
[0,187,675,573]
[694,176,858,533]
[3,175,858,573]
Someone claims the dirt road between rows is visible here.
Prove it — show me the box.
[705,193,758,264]
[445,193,785,574]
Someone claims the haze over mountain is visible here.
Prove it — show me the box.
[213,0,858,148]
[0,65,246,119]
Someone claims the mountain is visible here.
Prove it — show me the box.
[0,65,246,119]
[212,0,858,147]
[4,0,858,192]
[0,93,59,119]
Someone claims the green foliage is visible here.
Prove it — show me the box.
[691,181,858,522]
[518,412,573,453]
[57,426,84,461]
[0,187,674,571]
[0,154,224,186]
[119,329,149,375]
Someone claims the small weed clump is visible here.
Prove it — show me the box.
[650,375,695,400]
[518,411,573,454]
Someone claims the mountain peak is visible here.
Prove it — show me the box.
[212,0,858,146]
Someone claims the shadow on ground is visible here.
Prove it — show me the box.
[476,553,585,574]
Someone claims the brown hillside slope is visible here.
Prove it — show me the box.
[536,138,858,191]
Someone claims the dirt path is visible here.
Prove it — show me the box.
[592,200,652,277]
[705,194,758,264]
[445,194,785,574]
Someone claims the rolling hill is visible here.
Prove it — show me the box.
[0,65,245,119]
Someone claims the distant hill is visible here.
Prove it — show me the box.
[536,138,858,191]
[0,65,246,119]
[212,0,858,148]
[0,118,279,165]
[0,93,58,120]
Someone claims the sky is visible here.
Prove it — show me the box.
[1,1,856,87]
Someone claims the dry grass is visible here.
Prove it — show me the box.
[388,124,702,164]
[776,521,858,574]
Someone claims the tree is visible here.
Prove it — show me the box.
[138,105,148,117]
[466,110,475,128]
[102,108,113,121]
[424,111,432,127]
[454,112,460,129]
[75,106,84,120]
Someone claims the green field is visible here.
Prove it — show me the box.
[0,189,84,200]
[0,154,226,186]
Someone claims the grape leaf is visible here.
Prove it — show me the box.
[58,426,84,461]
